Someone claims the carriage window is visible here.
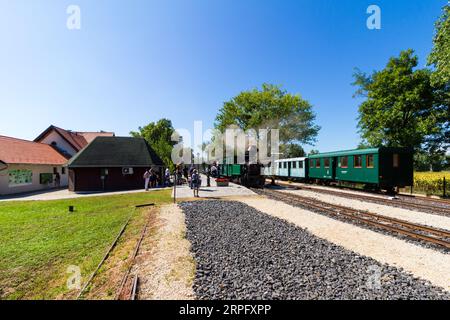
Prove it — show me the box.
[299,161,304,169]
[366,155,374,168]
[292,161,297,169]
[354,155,362,168]
[340,156,348,168]
[310,159,314,168]
[315,159,320,167]
[324,158,330,168]
[279,162,282,169]
[393,154,399,168]
[283,162,287,169]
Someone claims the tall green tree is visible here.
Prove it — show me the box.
[353,49,447,154]
[427,3,450,164]
[215,83,320,148]
[428,4,450,87]
[280,143,305,158]
[130,118,176,170]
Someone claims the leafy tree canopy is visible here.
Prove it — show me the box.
[130,118,176,170]
[428,4,450,86]
[353,49,448,154]
[280,143,305,158]
[215,84,320,147]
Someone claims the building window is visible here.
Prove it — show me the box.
[393,154,399,168]
[324,158,330,168]
[53,167,58,174]
[366,155,374,168]
[40,173,54,185]
[310,159,314,168]
[340,156,348,168]
[292,161,297,169]
[316,159,321,168]
[354,155,362,168]
[62,167,66,174]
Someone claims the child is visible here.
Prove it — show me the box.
[191,169,201,197]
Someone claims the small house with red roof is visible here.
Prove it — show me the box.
[0,125,115,195]
[0,136,68,195]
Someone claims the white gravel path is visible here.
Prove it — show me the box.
[133,204,195,300]
[239,197,450,292]
[280,189,450,231]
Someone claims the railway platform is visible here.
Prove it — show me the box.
[172,174,256,199]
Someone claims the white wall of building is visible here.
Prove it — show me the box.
[0,164,68,195]
[38,131,78,157]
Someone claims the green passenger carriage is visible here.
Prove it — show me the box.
[308,147,413,191]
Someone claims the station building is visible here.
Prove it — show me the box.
[67,136,164,192]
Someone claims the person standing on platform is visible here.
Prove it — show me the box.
[143,169,151,191]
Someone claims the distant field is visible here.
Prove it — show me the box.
[0,190,171,300]
[409,171,450,196]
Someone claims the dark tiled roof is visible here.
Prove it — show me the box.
[67,137,164,168]
[0,135,68,165]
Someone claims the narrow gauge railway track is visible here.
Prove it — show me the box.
[255,188,450,250]
[269,180,450,216]
[78,205,153,300]
[115,211,154,300]
[397,193,450,206]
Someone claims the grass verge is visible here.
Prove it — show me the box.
[0,190,171,300]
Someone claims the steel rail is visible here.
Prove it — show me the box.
[258,188,450,250]
[115,210,153,300]
[77,214,133,300]
[269,180,450,215]
[130,275,139,300]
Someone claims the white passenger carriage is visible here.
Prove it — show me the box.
[263,157,307,179]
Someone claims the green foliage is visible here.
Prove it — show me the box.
[414,150,448,172]
[353,49,447,154]
[428,4,450,86]
[0,190,171,299]
[215,84,320,145]
[130,118,176,170]
[280,143,305,158]
[309,149,319,155]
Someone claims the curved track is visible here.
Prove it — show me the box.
[256,188,450,250]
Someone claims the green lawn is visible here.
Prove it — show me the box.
[0,190,171,300]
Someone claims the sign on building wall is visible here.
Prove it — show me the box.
[8,169,33,187]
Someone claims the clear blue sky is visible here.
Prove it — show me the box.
[0,0,446,152]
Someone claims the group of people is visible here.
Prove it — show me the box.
[173,164,202,197]
[144,164,218,197]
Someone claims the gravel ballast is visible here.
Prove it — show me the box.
[181,200,450,300]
